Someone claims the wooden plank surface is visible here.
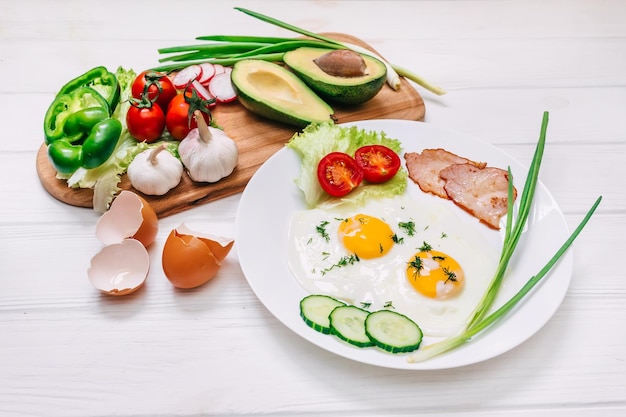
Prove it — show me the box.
[35,33,425,217]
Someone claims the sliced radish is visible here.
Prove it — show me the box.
[198,63,216,86]
[213,64,226,76]
[208,73,237,103]
[173,64,203,89]
[191,80,217,107]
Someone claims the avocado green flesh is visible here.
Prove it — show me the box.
[283,47,387,105]
[231,59,334,128]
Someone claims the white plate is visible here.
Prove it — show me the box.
[235,119,572,370]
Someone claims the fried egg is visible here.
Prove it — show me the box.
[286,195,499,337]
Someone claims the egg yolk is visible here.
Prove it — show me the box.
[337,214,394,259]
[406,250,465,299]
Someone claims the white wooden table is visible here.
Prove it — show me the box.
[2,1,625,416]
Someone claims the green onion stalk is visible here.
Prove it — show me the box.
[154,7,446,96]
[407,111,602,363]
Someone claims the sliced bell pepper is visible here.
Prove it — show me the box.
[56,66,121,114]
[43,86,110,144]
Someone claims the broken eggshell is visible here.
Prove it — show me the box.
[88,238,150,296]
[89,190,158,295]
[162,223,234,289]
[95,190,159,247]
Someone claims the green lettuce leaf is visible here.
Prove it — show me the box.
[286,122,407,208]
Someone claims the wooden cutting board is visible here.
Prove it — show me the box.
[36,33,425,217]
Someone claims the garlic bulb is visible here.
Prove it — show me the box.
[178,111,239,183]
[127,143,183,195]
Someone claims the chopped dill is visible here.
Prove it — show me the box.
[321,254,360,275]
[383,301,395,309]
[360,302,372,309]
[391,234,404,244]
[442,266,457,283]
[408,255,423,278]
[398,220,416,236]
[419,241,433,252]
[315,220,330,242]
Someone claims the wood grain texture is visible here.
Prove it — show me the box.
[35,33,425,217]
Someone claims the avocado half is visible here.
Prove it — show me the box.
[283,47,387,105]
[230,59,334,128]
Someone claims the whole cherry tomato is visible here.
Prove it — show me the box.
[131,70,177,112]
[126,100,165,143]
[165,90,213,140]
[354,145,401,183]
[317,152,364,197]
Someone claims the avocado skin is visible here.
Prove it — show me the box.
[234,89,329,128]
[284,47,387,105]
[290,70,386,105]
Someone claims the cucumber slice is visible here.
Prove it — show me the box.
[329,305,375,348]
[300,294,345,334]
[365,310,423,353]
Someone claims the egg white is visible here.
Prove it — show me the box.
[286,195,500,337]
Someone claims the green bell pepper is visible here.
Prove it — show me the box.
[46,141,83,174]
[57,66,121,113]
[43,86,110,144]
[43,66,124,175]
[47,118,122,174]
[82,118,123,169]
[62,107,109,143]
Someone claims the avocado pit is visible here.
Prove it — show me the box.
[313,49,368,78]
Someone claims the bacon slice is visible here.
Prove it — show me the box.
[404,149,486,198]
[439,163,516,229]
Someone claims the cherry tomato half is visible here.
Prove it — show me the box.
[317,152,364,197]
[354,145,401,183]
[131,70,177,112]
[126,102,165,143]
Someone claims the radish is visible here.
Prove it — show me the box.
[191,80,217,107]
[208,72,237,103]
[198,63,216,86]
[213,64,226,76]
[172,65,203,89]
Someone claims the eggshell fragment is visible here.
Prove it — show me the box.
[95,190,158,247]
[162,223,234,289]
[175,223,234,261]
[88,239,150,296]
